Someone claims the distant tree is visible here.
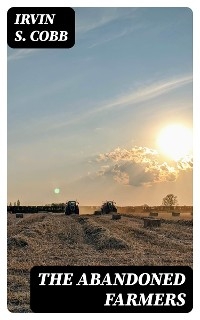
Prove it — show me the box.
[162,194,178,208]
[17,199,20,206]
[9,202,12,206]
[14,202,16,206]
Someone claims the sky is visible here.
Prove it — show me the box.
[7,7,193,206]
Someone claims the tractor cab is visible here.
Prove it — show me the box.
[101,201,117,214]
[65,200,79,215]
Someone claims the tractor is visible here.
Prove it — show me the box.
[101,201,117,214]
[64,201,79,215]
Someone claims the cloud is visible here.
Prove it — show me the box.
[88,23,143,48]
[91,74,192,114]
[96,146,192,187]
[88,28,129,48]
[76,8,137,34]
[7,49,40,61]
[176,155,193,170]
[10,73,192,140]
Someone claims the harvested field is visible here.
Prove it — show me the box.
[7,211,193,312]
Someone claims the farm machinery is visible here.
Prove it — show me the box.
[101,201,117,214]
[7,205,65,214]
[64,200,79,215]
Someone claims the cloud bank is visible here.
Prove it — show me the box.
[96,146,193,187]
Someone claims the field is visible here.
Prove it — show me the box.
[7,209,193,312]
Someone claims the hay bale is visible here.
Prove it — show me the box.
[112,213,121,220]
[172,212,180,217]
[144,218,161,228]
[16,213,23,218]
[149,212,158,217]
[93,210,102,215]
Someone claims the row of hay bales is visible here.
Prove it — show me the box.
[111,213,161,228]
[105,210,193,228]
[95,211,187,229]
[149,211,181,217]
[94,210,183,217]
[107,212,162,228]
[99,209,192,228]
[145,212,180,227]
[7,205,65,214]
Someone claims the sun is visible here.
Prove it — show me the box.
[157,124,192,161]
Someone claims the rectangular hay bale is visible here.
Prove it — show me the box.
[172,212,180,216]
[16,213,23,218]
[149,212,158,217]
[112,213,121,220]
[144,218,161,228]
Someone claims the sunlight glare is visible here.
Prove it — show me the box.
[157,124,192,161]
